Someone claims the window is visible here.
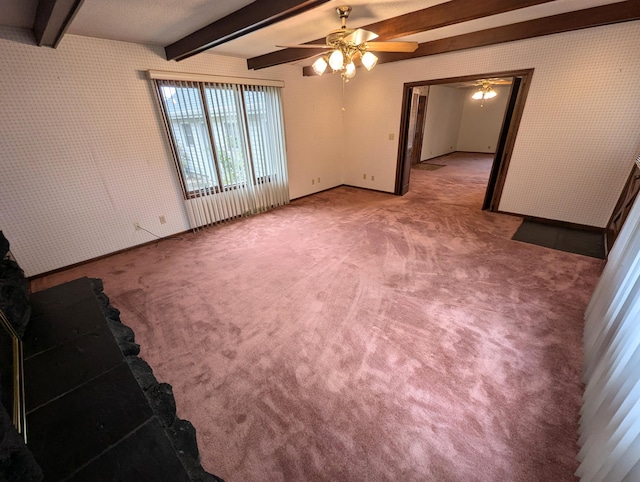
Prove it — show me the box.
[156,79,287,197]
[182,124,195,146]
[151,72,289,228]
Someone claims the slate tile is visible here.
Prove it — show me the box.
[512,221,559,249]
[24,278,106,358]
[24,323,124,413]
[66,418,191,482]
[512,220,605,259]
[556,229,605,259]
[27,363,153,480]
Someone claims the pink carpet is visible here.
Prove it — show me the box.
[33,153,604,481]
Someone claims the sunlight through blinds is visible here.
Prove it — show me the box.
[152,75,289,229]
[577,185,640,481]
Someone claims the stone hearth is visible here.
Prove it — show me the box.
[0,231,222,481]
[22,277,223,481]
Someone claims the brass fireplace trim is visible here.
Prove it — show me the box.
[0,308,26,443]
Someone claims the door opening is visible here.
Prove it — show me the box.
[394,69,533,212]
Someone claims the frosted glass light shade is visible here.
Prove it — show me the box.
[312,57,328,76]
[361,51,378,71]
[329,49,344,71]
[472,90,483,100]
[485,89,497,99]
[345,61,356,78]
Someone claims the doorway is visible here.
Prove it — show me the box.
[394,69,533,212]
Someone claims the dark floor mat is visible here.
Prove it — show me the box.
[512,220,605,259]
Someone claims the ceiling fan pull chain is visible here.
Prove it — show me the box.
[342,77,346,111]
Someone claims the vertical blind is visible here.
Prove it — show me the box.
[578,178,640,481]
[152,74,289,229]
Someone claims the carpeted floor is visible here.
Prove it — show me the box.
[32,153,604,481]
[413,162,444,171]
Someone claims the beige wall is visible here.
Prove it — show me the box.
[341,21,640,226]
[0,27,343,276]
[419,84,510,160]
[420,85,465,161]
[2,20,640,275]
[457,85,511,153]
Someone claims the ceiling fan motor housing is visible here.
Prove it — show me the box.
[336,6,352,20]
[326,29,355,47]
[307,5,418,77]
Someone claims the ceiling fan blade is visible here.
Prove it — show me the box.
[276,44,331,49]
[297,51,329,66]
[365,41,419,53]
[343,28,378,45]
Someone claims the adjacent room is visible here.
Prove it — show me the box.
[1,1,640,481]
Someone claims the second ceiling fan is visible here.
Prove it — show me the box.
[279,6,419,79]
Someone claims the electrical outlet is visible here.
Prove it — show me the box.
[312,179,315,185]
[317,177,320,183]
[134,222,140,231]
[371,175,375,181]
[363,173,367,180]
[159,215,166,224]
[388,133,394,140]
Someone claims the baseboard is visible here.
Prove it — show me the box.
[420,151,456,163]
[31,186,357,282]
[292,184,392,201]
[290,185,344,202]
[28,230,191,283]
[419,151,495,164]
[342,184,393,195]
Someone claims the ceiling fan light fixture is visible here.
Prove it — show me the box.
[312,57,328,76]
[473,82,498,101]
[283,6,417,89]
[345,61,356,78]
[329,49,344,71]
[361,51,378,71]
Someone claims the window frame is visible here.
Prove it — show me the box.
[153,76,284,200]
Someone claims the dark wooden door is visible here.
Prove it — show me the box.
[411,95,428,165]
[606,160,640,255]
[400,94,427,195]
[403,94,420,174]
[483,78,521,210]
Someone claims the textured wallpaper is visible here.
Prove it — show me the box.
[0,27,341,275]
[342,21,640,225]
[422,85,465,160]
[1,20,640,275]
[457,85,511,154]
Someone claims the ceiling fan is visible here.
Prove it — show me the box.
[277,6,419,79]
[470,78,512,106]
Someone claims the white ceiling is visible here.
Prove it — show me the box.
[0,0,629,61]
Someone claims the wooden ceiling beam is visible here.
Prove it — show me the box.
[247,0,556,70]
[165,0,330,62]
[302,1,640,76]
[34,0,85,48]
